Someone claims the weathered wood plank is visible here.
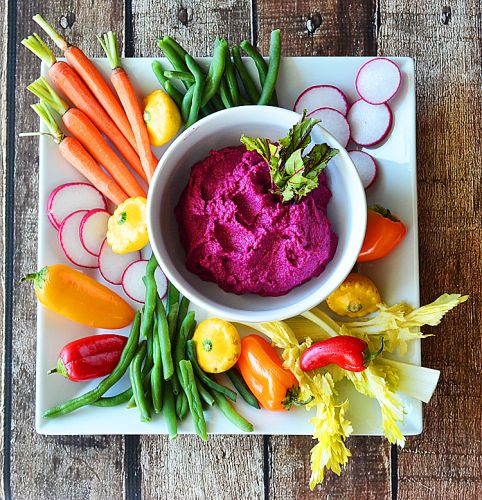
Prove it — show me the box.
[0,0,9,495]
[378,0,482,498]
[131,2,265,498]
[131,0,252,57]
[8,2,126,499]
[255,1,392,497]
[256,0,377,55]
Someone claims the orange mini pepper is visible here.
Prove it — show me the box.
[237,334,300,411]
[23,264,135,329]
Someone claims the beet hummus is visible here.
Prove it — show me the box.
[175,145,338,296]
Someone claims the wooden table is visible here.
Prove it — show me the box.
[0,1,480,498]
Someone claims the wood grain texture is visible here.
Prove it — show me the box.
[0,0,8,495]
[132,3,265,499]
[256,1,392,498]
[7,2,126,499]
[256,0,377,55]
[131,0,252,57]
[378,0,482,498]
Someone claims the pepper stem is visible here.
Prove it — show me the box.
[33,14,70,52]
[363,337,384,366]
[47,368,58,375]
[21,266,48,290]
[97,31,121,70]
[21,33,57,67]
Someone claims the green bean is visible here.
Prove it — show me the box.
[44,312,141,418]
[151,315,163,413]
[240,40,278,106]
[232,45,260,103]
[158,39,189,73]
[224,50,239,106]
[202,39,227,107]
[211,391,253,432]
[186,340,237,401]
[151,61,184,108]
[174,312,196,370]
[179,360,208,440]
[185,54,206,127]
[140,254,158,338]
[175,391,189,420]
[130,341,151,422]
[219,77,234,108]
[162,36,189,60]
[257,29,281,105]
[166,282,180,340]
[210,94,224,111]
[156,296,174,380]
[227,368,260,409]
[176,296,190,332]
[91,387,132,407]
[181,86,194,123]
[164,69,195,82]
[195,377,215,406]
[163,379,178,439]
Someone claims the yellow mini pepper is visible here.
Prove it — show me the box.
[192,319,241,373]
[107,197,149,254]
[143,89,182,147]
[326,273,381,318]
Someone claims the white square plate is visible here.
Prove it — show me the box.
[35,56,419,435]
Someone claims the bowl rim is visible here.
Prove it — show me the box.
[147,105,366,322]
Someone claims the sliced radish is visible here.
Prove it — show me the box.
[80,209,111,256]
[121,259,169,303]
[47,183,107,230]
[348,100,393,147]
[59,210,98,268]
[307,107,351,148]
[294,85,349,116]
[98,239,141,285]
[348,151,378,189]
[154,267,168,300]
[356,58,402,105]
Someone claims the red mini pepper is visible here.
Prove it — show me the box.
[48,334,128,382]
[357,205,407,262]
[300,336,384,373]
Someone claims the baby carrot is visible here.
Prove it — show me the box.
[28,77,146,198]
[98,32,158,182]
[21,33,148,183]
[30,102,127,206]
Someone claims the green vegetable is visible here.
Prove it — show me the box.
[43,312,141,418]
[179,360,208,440]
[151,315,163,413]
[185,54,206,127]
[140,254,158,338]
[174,312,196,372]
[223,49,239,106]
[91,387,132,407]
[196,378,215,406]
[156,297,173,380]
[175,391,189,419]
[241,110,338,203]
[202,38,227,106]
[232,45,259,103]
[186,340,237,401]
[211,391,253,433]
[218,77,234,108]
[181,85,194,123]
[166,282,180,340]
[176,296,190,332]
[257,29,281,105]
[227,368,260,409]
[163,379,178,439]
[130,341,151,422]
[164,70,195,82]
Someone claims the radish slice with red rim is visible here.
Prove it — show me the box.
[59,210,98,269]
[294,85,349,116]
[121,260,169,303]
[98,239,141,285]
[47,182,107,230]
[348,151,378,189]
[307,107,351,148]
[356,58,402,104]
[80,209,111,256]
[348,100,393,147]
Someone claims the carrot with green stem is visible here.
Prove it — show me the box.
[28,77,146,198]
[98,32,158,182]
[24,102,128,206]
[21,33,148,183]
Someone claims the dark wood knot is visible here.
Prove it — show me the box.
[306,12,322,35]
[59,12,76,30]
[178,7,193,26]
[441,6,452,25]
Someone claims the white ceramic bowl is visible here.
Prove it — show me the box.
[147,106,366,322]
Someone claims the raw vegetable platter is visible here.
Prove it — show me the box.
[35,55,421,435]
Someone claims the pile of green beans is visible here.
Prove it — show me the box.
[43,254,255,437]
[152,29,282,127]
